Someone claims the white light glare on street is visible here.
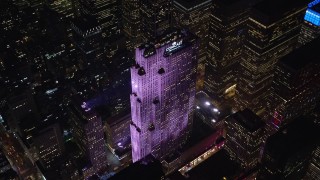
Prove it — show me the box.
[205,101,210,106]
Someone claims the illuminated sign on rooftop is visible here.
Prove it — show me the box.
[305,0,320,26]
[304,9,320,26]
[164,40,189,57]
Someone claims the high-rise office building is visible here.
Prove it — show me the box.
[270,37,320,128]
[236,0,309,112]
[104,112,131,159]
[258,116,320,180]
[71,15,103,67]
[299,0,320,45]
[304,146,320,180]
[140,0,172,42]
[46,0,74,18]
[69,96,107,178]
[77,0,121,39]
[130,29,198,162]
[204,0,258,101]
[33,122,64,169]
[172,0,212,64]
[122,0,141,49]
[225,108,265,169]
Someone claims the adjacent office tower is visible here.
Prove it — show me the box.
[236,0,309,112]
[122,0,141,49]
[225,108,265,169]
[130,30,198,162]
[140,0,172,42]
[270,37,320,128]
[299,0,320,45]
[71,15,103,66]
[69,97,107,178]
[46,0,74,18]
[77,0,121,39]
[258,116,320,180]
[304,146,320,180]
[204,0,257,101]
[33,123,64,169]
[172,0,212,64]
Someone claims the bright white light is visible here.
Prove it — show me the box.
[211,119,216,123]
[134,85,138,88]
[205,101,210,106]
[196,106,200,109]
[213,108,219,112]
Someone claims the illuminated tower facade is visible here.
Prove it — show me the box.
[236,0,309,112]
[204,0,257,101]
[69,97,107,178]
[299,0,320,45]
[130,30,198,162]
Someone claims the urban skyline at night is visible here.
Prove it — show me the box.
[0,0,319,180]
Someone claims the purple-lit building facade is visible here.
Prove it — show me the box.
[130,30,198,162]
[69,97,107,178]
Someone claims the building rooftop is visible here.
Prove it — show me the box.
[139,28,198,58]
[280,37,320,71]
[109,154,164,180]
[71,15,101,36]
[173,0,212,12]
[168,150,240,180]
[230,108,265,132]
[252,0,309,24]
[265,116,320,163]
[310,2,320,12]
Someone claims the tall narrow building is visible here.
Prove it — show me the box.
[270,37,320,128]
[299,0,320,45]
[122,0,141,49]
[69,97,107,178]
[130,30,198,162]
[172,0,212,64]
[204,0,258,102]
[77,0,121,39]
[225,108,265,169]
[236,0,309,112]
[140,0,172,42]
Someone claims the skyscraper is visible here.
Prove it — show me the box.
[77,0,121,39]
[204,0,258,102]
[236,0,309,113]
[172,0,212,64]
[33,122,64,169]
[130,29,198,162]
[69,96,107,178]
[140,0,172,42]
[71,15,103,67]
[299,0,320,45]
[258,116,320,180]
[122,0,141,49]
[225,108,265,169]
[270,36,320,128]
